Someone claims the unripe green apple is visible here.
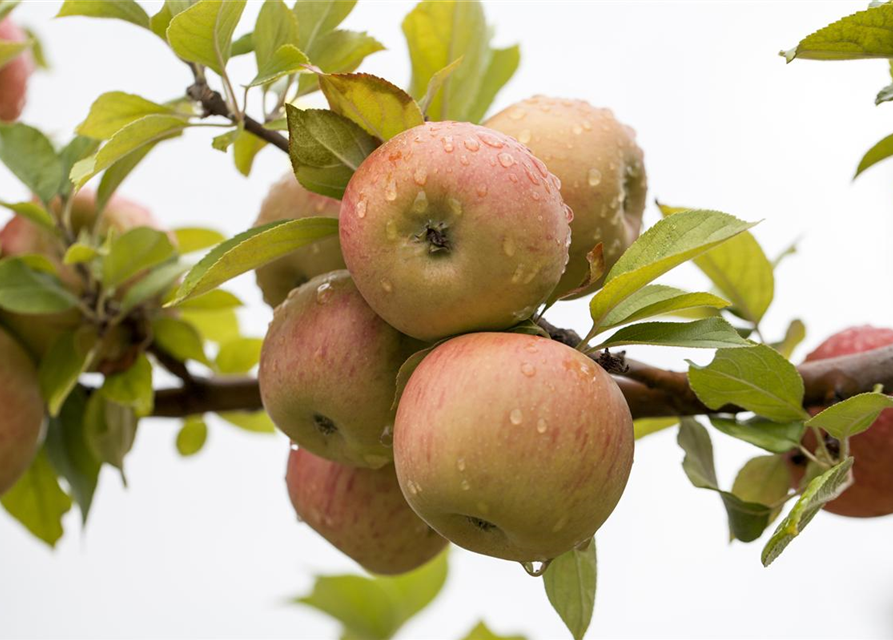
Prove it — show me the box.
[339,121,572,342]
[0,18,33,122]
[286,447,447,575]
[0,326,44,495]
[259,270,420,469]
[393,332,634,563]
[485,96,647,299]
[787,325,893,518]
[253,172,345,308]
[0,190,162,361]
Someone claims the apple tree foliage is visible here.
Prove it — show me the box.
[0,1,890,638]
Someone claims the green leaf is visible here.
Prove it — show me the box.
[0,39,28,69]
[594,318,750,351]
[319,72,424,141]
[460,622,526,640]
[297,550,448,640]
[118,260,189,315]
[392,344,440,411]
[103,227,176,289]
[101,354,154,417]
[76,92,182,140]
[168,217,339,305]
[782,4,893,63]
[173,226,225,253]
[166,0,246,76]
[688,344,809,423]
[84,394,137,472]
[806,390,893,440]
[247,43,309,87]
[294,0,356,52]
[297,29,385,96]
[660,205,774,326]
[0,1,21,22]
[152,317,209,366]
[0,200,55,232]
[761,457,854,567]
[39,330,98,417]
[466,45,521,123]
[286,106,378,198]
[1,449,72,547]
[233,128,267,176]
[855,132,893,178]
[181,308,239,344]
[709,416,806,454]
[57,0,150,29]
[44,387,101,523]
[418,57,464,116]
[543,541,597,640]
[599,285,730,330]
[71,115,188,188]
[231,31,253,56]
[403,0,516,123]
[56,136,100,198]
[731,455,790,525]
[215,337,263,374]
[0,258,80,314]
[96,141,158,213]
[253,0,299,71]
[633,417,679,440]
[677,419,777,542]
[589,210,758,332]
[772,319,806,360]
[177,289,242,311]
[149,0,196,40]
[63,243,98,266]
[0,123,63,203]
[217,410,275,433]
[176,415,207,456]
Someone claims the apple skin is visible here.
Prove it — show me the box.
[787,325,893,518]
[339,121,572,342]
[0,326,44,495]
[0,18,33,122]
[286,447,447,575]
[485,96,647,299]
[254,172,346,308]
[393,332,634,562]
[0,190,161,362]
[259,270,421,469]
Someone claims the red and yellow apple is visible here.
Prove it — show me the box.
[0,17,33,122]
[339,121,572,341]
[393,332,634,562]
[485,96,647,298]
[286,447,447,575]
[0,326,44,495]
[259,270,420,469]
[253,172,345,308]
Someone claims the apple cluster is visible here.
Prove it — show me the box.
[257,97,650,574]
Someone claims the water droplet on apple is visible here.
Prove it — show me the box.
[524,342,539,354]
[477,501,490,515]
[290,443,299,451]
[380,425,393,446]
[315,282,334,304]
[442,136,455,152]
[511,264,525,284]
[502,236,516,257]
[572,124,583,135]
[508,109,526,120]
[447,197,463,216]
[518,128,531,144]
[508,173,519,183]
[385,219,398,240]
[478,132,504,149]
[582,119,592,131]
[531,192,541,201]
[521,560,551,577]
[460,479,471,491]
[509,408,523,425]
[476,184,488,197]
[412,190,429,213]
[498,152,515,168]
[456,457,466,472]
[385,180,397,202]
[463,137,480,152]
[521,362,536,377]
[460,155,469,165]
[551,515,568,532]
[537,417,548,434]
[380,278,393,293]
[356,199,367,218]
[413,167,427,186]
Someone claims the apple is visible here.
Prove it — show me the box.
[393,332,634,562]
[339,121,572,342]
[0,17,33,122]
[286,447,447,575]
[788,325,893,518]
[253,172,346,308]
[0,190,163,362]
[485,96,647,298]
[259,270,420,469]
[0,326,44,495]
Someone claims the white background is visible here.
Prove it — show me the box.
[2,1,893,638]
